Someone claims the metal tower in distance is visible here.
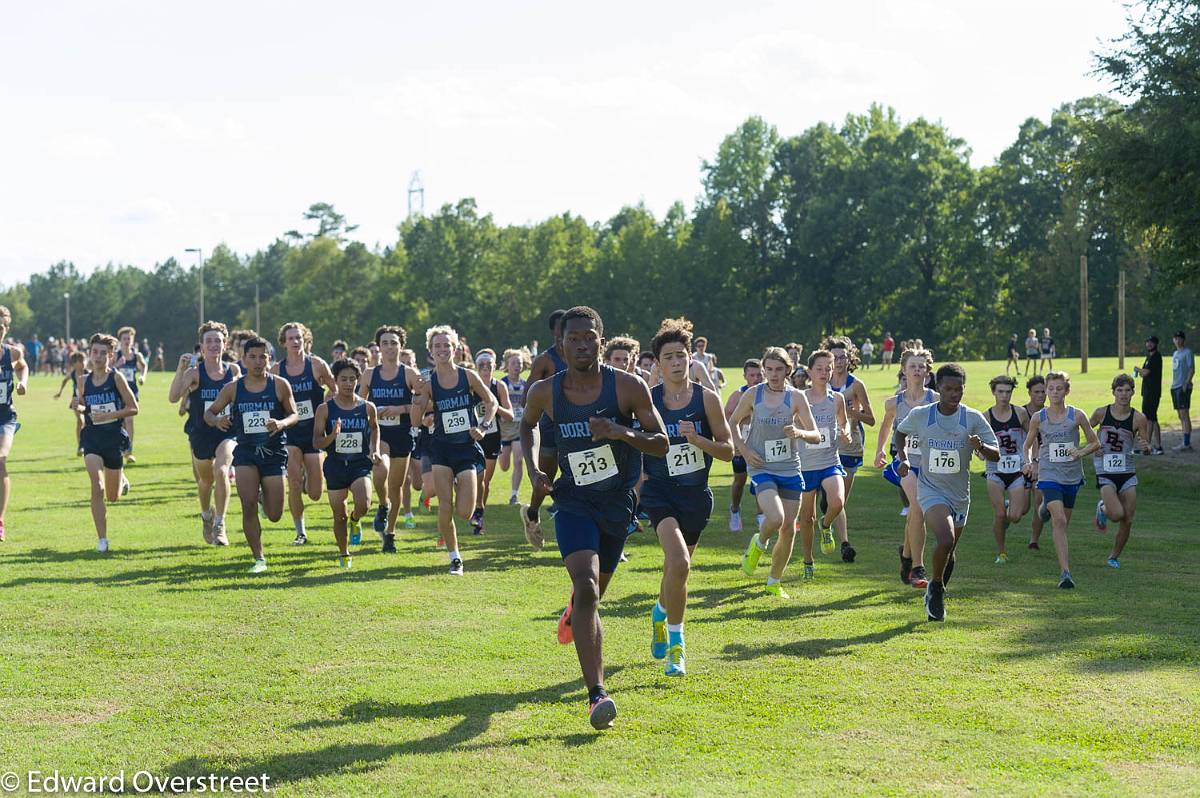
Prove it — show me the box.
[408,171,425,217]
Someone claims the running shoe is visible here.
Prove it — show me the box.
[665,644,686,677]
[470,508,483,535]
[1151,447,1164,456]
[1028,540,1040,550]
[1094,500,1108,533]
[403,515,416,530]
[519,504,544,550]
[803,561,815,581]
[77,446,84,457]
[909,566,929,589]
[201,512,214,545]
[819,518,835,555]
[1059,570,1075,589]
[292,532,308,546]
[547,503,559,517]
[995,552,1007,564]
[350,518,363,546]
[0,519,6,542]
[588,695,616,730]
[120,475,131,496]
[925,582,945,621]
[764,581,790,599]
[1107,557,1120,569]
[249,558,267,574]
[900,506,909,517]
[755,513,764,529]
[741,533,764,576]
[449,557,464,576]
[841,540,856,563]
[557,593,574,644]
[636,509,650,523]
[125,453,137,464]
[1172,443,1193,452]
[651,605,668,660]
[508,493,519,505]
[96,537,109,553]
[436,536,446,549]
[422,496,431,513]
[373,504,389,535]
[729,509,742,532]
[212,519,229,546]
[899,545,913,584]
[338,555,353,570]
[382,533,397,554]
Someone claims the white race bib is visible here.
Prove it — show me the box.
[666,442,704,477]
[1103,452,1127,472]
[997,454,1022,474]
[378,410,402,427]
[204,400,230,419]
[927,448,961,474]
[809,428,832,449]
[242,410,270,435]
[513,406,525,422]
[764,438,791,463]
[295,400,314,421]
[1049,442,1072,463]
[479,413,498,435]
[904,437,921,457]
[120,367,137,383]
[335,431,363,455]
[567,444,618,486]
[441,408,472,434]
[91,401,118,425]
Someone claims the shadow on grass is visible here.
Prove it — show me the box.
[721,620,922,661]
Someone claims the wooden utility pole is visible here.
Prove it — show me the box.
[1080,255,1089,374]
[1118,267,1126,370]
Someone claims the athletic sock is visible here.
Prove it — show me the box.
[449,549,461,562]
[588,685,608,703]
[755,536,769,552]
[404,511,413,519]
[653,601,667,620]
[667,622,683,635]
[766,576,780,586]
[294,520,306,536]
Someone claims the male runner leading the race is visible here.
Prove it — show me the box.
[641,318,732,676]
[1090,374,1151,569]
[519,309,567,546]
[895,363,999,621]
[205,336,299,573]
[983,375,1030,563]
[168,321,240,546]
[519,306,668,729]
[1023,371,1101,589]
[725,358,763,532]
[0,305,29,542]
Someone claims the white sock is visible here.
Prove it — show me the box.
[654,601,666,616]
[295,520,306,535]
[755,535,769,552]
[766,576,780,586]
[449,550,461,562]
[404,511,413,519]
[667,622,683,634]
[213,514,224,526]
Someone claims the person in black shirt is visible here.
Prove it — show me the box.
[1005,334,1020,375]
[1136,335,1164,454]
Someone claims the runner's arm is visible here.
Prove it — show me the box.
[273,378,300,431]
[852,382,875,426]
[519,380,549,477]
[494,379,513,422]
[312,402,333,450]
[204,382,236,427]
[688,386,734,462]
[787,391,822,444]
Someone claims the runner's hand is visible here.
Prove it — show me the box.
[874,451,887,469]
[588,416,620,441]
[968,434,983,452]
[212,415,232,432]
[530,469,554,499]
[469,425,484,441]
[897,461,910,479]
[677,419,699,444]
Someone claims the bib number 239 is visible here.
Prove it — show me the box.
[442,408,471,433]
[568,445,617,486]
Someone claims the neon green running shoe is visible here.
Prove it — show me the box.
[665,643,686,676]
[249,558,267,574]
[403,515,416,530]
[819,519,835,555]
[765,581,790,599]
[742,533,764,577]
[338,555,353,570]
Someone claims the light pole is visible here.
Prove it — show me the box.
[63,292,70,343]
[185,248,204,325]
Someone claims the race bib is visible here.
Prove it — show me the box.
[378,409,402,427]
[905,437,921,457]
[513,406,525,423]
[204,400,230,419]
[120,367,137,383]
[1103,452,1127,472]
[479,412,498,435]
[91,401,118,424]
[809,428,832,450]
[764,438,791,463]
[568,444,617,486]
[441,408,472,434]
[1049,442,1073,463]
[927,448,960,474]
[242,410,270,435]
[335,431,362,455]
[997,453,1022,474]
[666,442,704,477]
[295,400,314,421]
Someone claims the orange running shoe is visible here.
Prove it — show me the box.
[557,592,574,644]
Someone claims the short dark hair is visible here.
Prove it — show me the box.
[549,309,566,333]
[743,358,761,371]
[560,306,604,337]
[332,340,348,351]
[374,325,407,347]
[651,317,694,358]
[243,336,269,356]
[935,363,966,384]
[989,374,1017,391]
[1112,373,1135,391]
[332,359,362,380]
[1025,374,1046,390]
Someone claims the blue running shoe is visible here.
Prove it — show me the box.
[1107,557,1120,569]
[651,604,668,660]
[349,518,362,546]
[1094,500,1108,533]
[665,643,686,676]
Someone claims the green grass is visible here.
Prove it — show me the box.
[1,357,1197,797]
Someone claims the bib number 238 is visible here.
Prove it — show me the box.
[568,445,617,486]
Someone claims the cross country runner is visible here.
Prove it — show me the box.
[827,336,874,563]
[725,358,763,532]
[205,336,300,573]
[1023,375,1048,549]
[519,306,668,729]
[1090,374,1151,569]
[642,318,733,676]
[983,375,1030,563]
[498,348,531,505]
[797,349,852,581]
[0,305,29,541]
[114,325,148,464]
[470,349,513,535]
[519,309,568,546]
[1023,371,1101,589]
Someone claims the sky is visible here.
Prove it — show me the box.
[0,0,1131,285]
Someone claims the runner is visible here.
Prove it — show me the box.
[983,375,1030,563]
[895,363,999,621]
[55,350,88,456]
[641,317,733,676]
[518,306,668,728]
[114,326,147,464]
[636,352,656,377]
[1024,329,1039,375]
[470,349,513,535]
[272,323,336,546]
[168,321,240,546]
[0,306,29,541]
[330,340,348,363]
[204,336,299,573]
[315,359,382,568]
[691,336,716,381]
[1136,336,1164,454]
[873,349,938,588]
[498,348,531,505]
[1090,374,1151,568]
[1005,334,1020,375]
[73,333,137,552]
[1023,371,1101,588]
[725,358,763,532]
[519,309,567,546]
[827,336,874,563]
[729,346,821,597]
[1024,375,1048,549]
[360,325,421,551]
[349,346,370,374]
[796,349,852,580]
[410,325,498,575]
[1170,330,1193,451]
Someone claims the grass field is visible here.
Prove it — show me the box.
[1,356,1197,797]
